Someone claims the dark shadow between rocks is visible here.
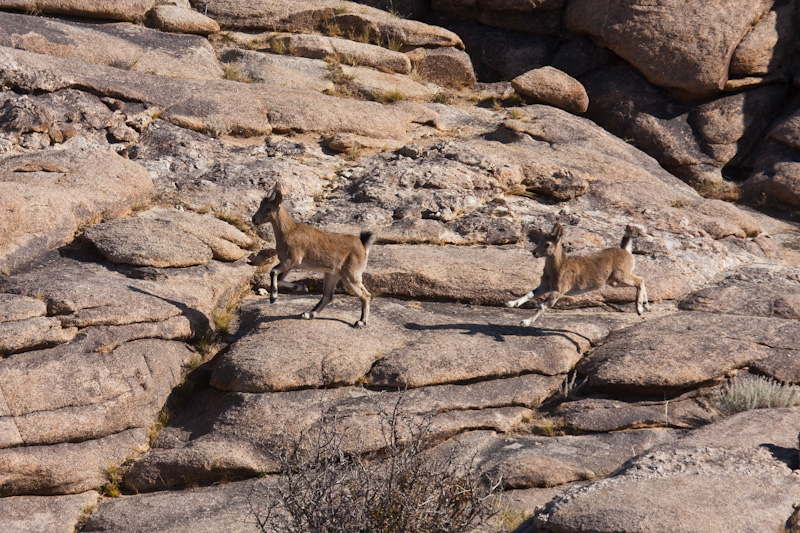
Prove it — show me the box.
[404,321,587,350]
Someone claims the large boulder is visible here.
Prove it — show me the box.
[148,5,221,35]
[511,66,588,114]
[743,102,800,208]
[535,408,800,533]
[580,311,800,394]
[196,0,462,48]
[406,46,477,87]
[0,46,442,140]
[0,492,100,533]
[268,33,412,74]
[0,0,155,21]
[0,12,223,80]
[84,208,254,267]
[0,147,153,273]
[565,0,773,98]
[582,63,788,189]
[124,384,541,491]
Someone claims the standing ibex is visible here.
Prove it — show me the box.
[506,223,651,326]
[252,183,375,328]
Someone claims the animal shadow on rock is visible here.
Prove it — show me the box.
[405,321,588,350]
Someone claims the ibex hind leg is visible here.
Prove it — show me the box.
[609,271,649,315]
[302,273,338,320]
[343,278,371,329]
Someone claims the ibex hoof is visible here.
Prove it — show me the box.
[636,305,643,316]
[299,284,309,293]
[354,320,366,329]
[644,302,652,312]
[520,319,532,327]
[505,300,517,308]
[269,294,277,304]
[301,311,315,320]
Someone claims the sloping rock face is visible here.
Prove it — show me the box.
[564,0,773,98]
[0,148,153,273]
[535,408,800,533]
[0,1,799,531]
[0,12,223,80]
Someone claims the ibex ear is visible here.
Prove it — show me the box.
[551,223,563,242]
[273,182,284,204]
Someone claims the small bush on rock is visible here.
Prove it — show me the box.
[713,374,800,416]
[250,395,500,533]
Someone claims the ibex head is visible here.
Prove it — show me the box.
[253,182,284,225]
[532,223,563,258]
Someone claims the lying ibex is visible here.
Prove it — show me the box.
[506,223,651,326]
[252,183,375,328]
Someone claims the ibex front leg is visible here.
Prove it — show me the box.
[269,258,297,303]
[506,281,548,308]
[521,291,562,327]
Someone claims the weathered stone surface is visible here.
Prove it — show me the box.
[363,301,636,388]
[341,63,437,101]
[219,49,335,93]
[0,147,154,273]
[551,36,615,79]
[0,316,77,357]
[476,429,681,489]
[535,408,800,533]
[0,46,441,140]
[128,123,332,217]
[83,478,261,532]
[363,245,540,305]
[0,293,46,323]
[124,385,540,491]
[582,63,788,188]
[0,12,223,81]
[0,0,155,21]
[0,334,195,447]
[0,491,100,533]
[680,264,800,320]
[211,296,574,391]
[511,66,588,114]
[565,0,772,98]
[269,33,412,74]
[406,46,476,87]
[553,395,716,433]
[743,104,800,208]
[326,132,405,153]
[85,208,253,267]
[85,218,213,268]
[0,428,147,496]
[580,311,800,394]
[729,0,794,79]
[0,253,253,330]
[200,0,462,48]
[148,5,221,35]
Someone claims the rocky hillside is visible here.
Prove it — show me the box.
[1,1,799,532]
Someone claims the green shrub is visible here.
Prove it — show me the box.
[712,374,800,416]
